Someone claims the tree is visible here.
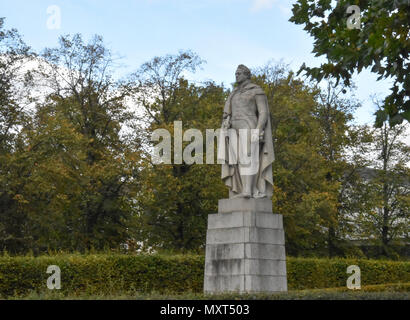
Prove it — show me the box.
[0,18,33,253]
[313,81,363,257]
[356,107,410,256]
[19,34,142,251]
[253,62,370,257]
[290,0,410,126]
[253,63,331,256]
[131,51,227,251]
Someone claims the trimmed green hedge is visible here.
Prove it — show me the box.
[0,254,409,297]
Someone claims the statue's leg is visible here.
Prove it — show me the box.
[231,120,259,199]
[239,129,257,198]
[241,174,254,198]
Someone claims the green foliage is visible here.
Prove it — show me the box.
[353,120,410,251]
[0,19,33,253]
[0,254,409,298]
[132,52,228,250]
[290,0,410,125]
[0,253,203,297]
[0,19,408,259]
[287,256,410,290]
[252,63,365,257]
[1,32,142,253]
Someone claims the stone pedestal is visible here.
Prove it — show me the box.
[204,198,287,293]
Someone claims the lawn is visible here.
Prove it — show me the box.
[5,283,410,300]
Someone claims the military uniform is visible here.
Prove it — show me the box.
[219,79,275,198]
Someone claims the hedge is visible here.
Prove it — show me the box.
[0,254,409,297]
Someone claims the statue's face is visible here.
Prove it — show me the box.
[235,68,248,84]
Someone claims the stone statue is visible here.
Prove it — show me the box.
[206,70,285,293]
[218,64,274,199]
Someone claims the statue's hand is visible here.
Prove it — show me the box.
[222,117,231,129]
[251,130,264,143]
[251,131,260,143]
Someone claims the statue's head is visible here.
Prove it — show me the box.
[235,64,251,84]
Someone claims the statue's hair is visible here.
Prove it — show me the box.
[236,64,251,79]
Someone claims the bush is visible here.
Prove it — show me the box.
[0,254,409,297]
[286,257,410,290]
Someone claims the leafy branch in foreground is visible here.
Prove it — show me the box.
[290,0,410,126]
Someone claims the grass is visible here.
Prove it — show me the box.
[5,282,410,300]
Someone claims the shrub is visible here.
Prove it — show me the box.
[0,254,408,297]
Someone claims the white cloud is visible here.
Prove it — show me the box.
[250,0,292,17]
[278,3,292,17]
[250,0,278,12]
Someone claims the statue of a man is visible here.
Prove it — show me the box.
[218,64,274,199]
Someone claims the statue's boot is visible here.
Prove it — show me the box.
[253,191,267,199]
[231,192,251,199]
[231,174,254,199]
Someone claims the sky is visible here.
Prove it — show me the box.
[0,0,396,125]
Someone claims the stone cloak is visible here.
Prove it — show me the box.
[217,82,274,197]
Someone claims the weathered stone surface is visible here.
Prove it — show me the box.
[244,243,286,260]
[256,213,283,229]
[208,211,282,229]
[204,274,287,293]
[206,227,284,245]
[218,198,272,214]
[244,275,287,292]
[246,228,285,244]
[206,227,245,244]
[204,275,244,293]
[204,199,287,294]
[205,243,286,261]
[205,259,244,275]
[244,259,286,276]
[204,259,286,277]
[205,243,245,260]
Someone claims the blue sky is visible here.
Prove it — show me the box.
[0,0,393,124]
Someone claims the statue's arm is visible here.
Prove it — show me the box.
[255,94,268,132]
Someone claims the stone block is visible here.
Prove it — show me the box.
[244,259,287,276]
[206,227,244,244]
[218,198,272,214]
[205,243,245,260]
[208,211,283,229]
[204,275,244,293]
[244,243,286,260]
[246,228,285,244]
[205,259,244,275]
[244,275,287,292]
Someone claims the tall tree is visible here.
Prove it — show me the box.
[314,81,362,257]
[356,106,409,256]
[290,0,410,126]
[253,62,368,257]
[22,34,141,251]
[253,63,331,256]
[131,51,227,251]
[0,18,32,253]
